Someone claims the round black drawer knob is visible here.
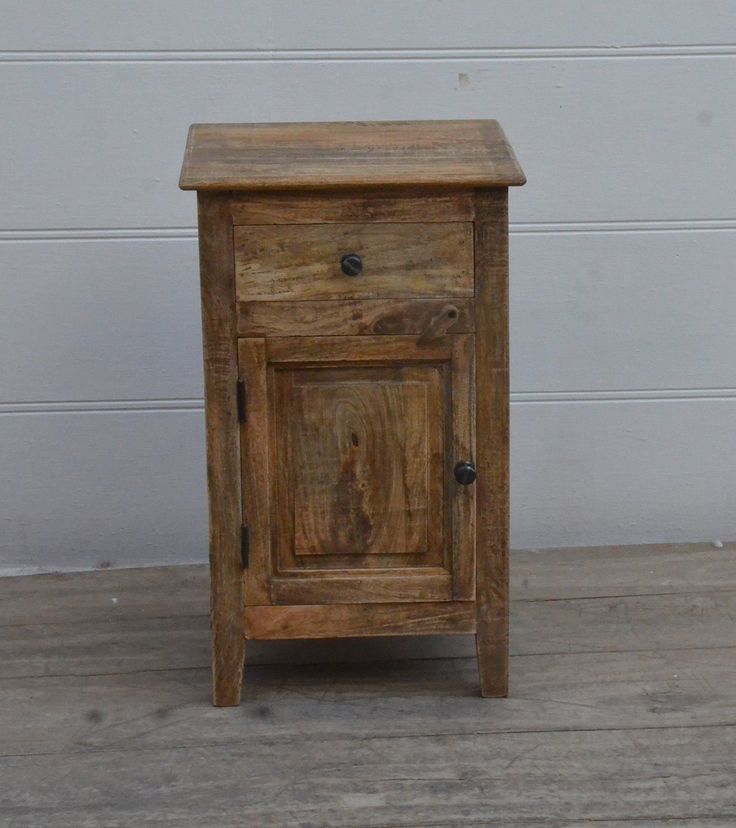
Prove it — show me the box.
[454,461,476,485]
[340,253,363,276]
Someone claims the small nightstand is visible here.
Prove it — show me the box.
[180,120,525,704]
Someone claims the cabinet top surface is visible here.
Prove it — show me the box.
[179,120,525,191]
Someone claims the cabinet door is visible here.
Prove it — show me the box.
[239,335,474,606]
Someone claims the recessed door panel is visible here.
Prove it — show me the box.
[279,365,444,568]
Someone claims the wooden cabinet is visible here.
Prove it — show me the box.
[180,120,525,704]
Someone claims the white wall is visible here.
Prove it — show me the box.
[2,1,735,573]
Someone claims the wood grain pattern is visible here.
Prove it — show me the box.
[288,368,437,560]
[450,334,476,600]
[473,189,510,698]
[261,336,473,606]
[237,298,475,337]
[230,191,474,224]
[234,222,474,301]
[237,338,271,606]
[180,120,526,190]
[267,334,453,364]
[196,193,244,707]
[269,571,452,605]
[244,601,475,639]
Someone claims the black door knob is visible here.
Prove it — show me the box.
[454,461,476,485]
[341,253,363,276]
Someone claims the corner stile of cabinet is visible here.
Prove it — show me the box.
[473,187,511,698]
[197,191,245,707]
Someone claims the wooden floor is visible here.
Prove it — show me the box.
[1,544,735,827]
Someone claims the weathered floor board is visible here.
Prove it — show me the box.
[2,589,735,679]
[1,726,736,827]
[0,543,735,827]
[1,543,732,626]
[1,647,736,758]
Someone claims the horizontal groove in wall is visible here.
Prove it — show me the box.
[512,389,736,404]
[2,44,736,62]
[512,219,736,235]
[3,220,736,243]
[3,389,736,415]
[0,400,206,415]
[0,228,198,242]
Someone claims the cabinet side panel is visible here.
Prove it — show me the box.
[197,192,244,706]
[473,189,510,697]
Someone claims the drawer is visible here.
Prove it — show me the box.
[233,222,474,302]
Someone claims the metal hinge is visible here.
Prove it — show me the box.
[236,379,246,423]
[241,526,249,569]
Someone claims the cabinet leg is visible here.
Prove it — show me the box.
[212,633,245,707]
[473,189,510,699]
[476,613,508,698]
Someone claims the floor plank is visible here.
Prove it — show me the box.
[1,543,733,627]
[2,589,735,679]
[1,647,735,758]
[1,545,735,826]
[513,542,736,600]
[1,725,735,826]
[0,564,208,626]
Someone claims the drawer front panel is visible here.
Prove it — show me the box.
[234,222,474,301]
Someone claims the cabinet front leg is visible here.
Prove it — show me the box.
[475,604,508,698]
[212,617,244,706]
[210,542,245,706]
[198,192,245,707]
